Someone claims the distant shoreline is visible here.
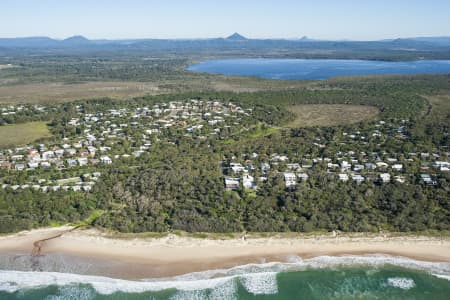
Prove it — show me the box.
[1,227,449,279]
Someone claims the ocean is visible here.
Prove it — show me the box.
[1,254,450,299]
[187,58,450,80]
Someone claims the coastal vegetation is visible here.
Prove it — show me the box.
[0,74,449,234]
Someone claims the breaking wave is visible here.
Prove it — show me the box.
[0,254,449,297]
[387,277,416,289]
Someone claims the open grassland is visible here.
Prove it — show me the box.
[0,75,313,104]
[424,93,450,116]
[0,121,52,148]
[0,81,162,104]
[286,104,380,127]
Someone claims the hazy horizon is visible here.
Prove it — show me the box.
[1,0,450,40]
[2,33,450,42]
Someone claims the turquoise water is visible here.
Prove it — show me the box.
[187,58,450,80]
[1,255,450,299]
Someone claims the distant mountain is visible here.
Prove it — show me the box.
[0,36,59,48]
[298,36,319,42]
[0,34,449,60]
[63,35,90,45]
[226,33,247,41]
[406,37,450,46]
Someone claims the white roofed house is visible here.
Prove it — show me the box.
[283,172,297,188]
[54,149,65,157]
[434,161,450,172]
[242,174,256,190]
[28,161,39,169]
[87,146,97,157]
[376,162,388,170]
[77,157,88,166]
[100,155,112,164]
[391,164,403,171]
[66,159,77,167]
[40,161,51,168]
[351,174,365,184]
[66,148,77,156]
[261,162,271,173]
[340,160,351,172]
[224,177,240,190]
[297,173,309,182]
[14,163,25,171]
[379,173,391,183]
[230,162,245,174]
[338,173,349,182]
[41,151,55,160]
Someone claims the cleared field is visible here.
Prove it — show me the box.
[286,104,379,127]
[0,121,52,148]
[0,81,162,104]
[0,75,313,104]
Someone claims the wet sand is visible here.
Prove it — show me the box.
[1,227,449,279]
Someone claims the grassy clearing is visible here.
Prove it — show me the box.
[0,121,52,148]
[222,124,279,145]
[0,74,312,104]
[286,104,379,128]
[424,94,450,117]
[0,81,162,104]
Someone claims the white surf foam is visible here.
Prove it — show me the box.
[0,254,449,295]
[239,272,278,295]
[432,274,450,281]
[45,285,95,300]
[387,277,416,290]
[0,271,233,295]
[169,278,236,300]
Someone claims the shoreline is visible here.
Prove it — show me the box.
[1,227,450,279]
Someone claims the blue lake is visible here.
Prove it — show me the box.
[187,58,450,80]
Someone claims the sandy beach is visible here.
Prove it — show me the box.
[1,227,449,279]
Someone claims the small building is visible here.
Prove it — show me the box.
[338,173,349,182]
[67,159,77,167]
[230,162,245,174]
[224,177,240,190]
[392,164,403,171]
[351,174,365,184]
[242,174,256,190]
[379,173,391,183]
[364,163,377,170]
[261,162,271,173]
[420,174,436,185]
[14,163,25,171]
[297,173,309,182]
[100,156,112,164]
[78,157,88,166]
[340,161,351,172]
[353,164,365,172]
[283,172,297,188]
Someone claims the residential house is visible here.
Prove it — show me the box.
[283,172,297,188]
[379,173,391,183]
[100,156,112,164]
[224,177,240,190]
[242,174,256,190]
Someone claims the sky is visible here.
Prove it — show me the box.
[1,0,450,40]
